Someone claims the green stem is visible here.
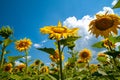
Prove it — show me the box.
[0,46,5,68]
[58,40,63,80]
[25,50,28,74]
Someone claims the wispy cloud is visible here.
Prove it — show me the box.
[33,43,42,48]
[112,0,118,6]
[33,39,48,48]
[42,39,48,43]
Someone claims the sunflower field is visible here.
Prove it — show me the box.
[0,1,120,80]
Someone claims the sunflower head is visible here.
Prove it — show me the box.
[97,52,109,62]
[4,63,13,72]
[102,38,115,49]
[15,38,32,52]
[0,26,13,39]
[40,66,49,74]
[76,59,86,68]
[89,13,120,38]
[89,64,98,73]
[16,63,26,71]
[79,48,92,61]
[49,49,64,63]
[34,59,41,66]
[40,21,79,40]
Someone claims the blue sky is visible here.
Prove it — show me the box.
[0,0,120,65]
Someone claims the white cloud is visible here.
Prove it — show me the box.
[63,15,93,37]
[112,0,118,6]
[63,7,114,63]
[42,39,48,43]
[34,39,48,48]
[23,56,31,59]
[15,61,22,66]
[97,7,114,14]
[33,43,42,48]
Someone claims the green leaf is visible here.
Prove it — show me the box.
[108,35,117,44]
[10,75,21,80]
[97,57,107,62]
[46,74,57,80]
[115,36,120,42]
[37,47,55,55]
[3,38,12,47]
[92,41,104,48]
[60,36,80,50]
[118,45,120,51]
[113,0,120,9]
[8,56,24,62]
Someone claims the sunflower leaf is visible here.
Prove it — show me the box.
[113,0,120,9]
[108,35,117,44]
[3,38,12,47]
[92,41,104,48]
[8,56,24,62]
[60,36,80,50]
[37,47,55,55]
[115,35,120,42]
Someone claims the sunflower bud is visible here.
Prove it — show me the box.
[0,26,13,39]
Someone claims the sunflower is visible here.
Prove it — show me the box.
[16,63,26,71]
[97,53,108,57]
[34,59,41,66]
[4,63,12,72]
[50,49,64,63]
[79,48,92,61]
[40,66,49,74]
[102,38,115,49]
[40,21,79,40]
[89,13,120,38]
[89,64,98,73]
[15,38,32,52]
[97,52,109,62]
[76,59,86,68]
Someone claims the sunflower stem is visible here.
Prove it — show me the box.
[25,50,28,74]
[0,45,6,68]
[57,40,63,80]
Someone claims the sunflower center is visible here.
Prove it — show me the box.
[95,18,114,31]
[19,42,28,47]
[53,27,66,33]
[81,52,89,58]
[5,66,11,71]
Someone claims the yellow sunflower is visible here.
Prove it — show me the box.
[49,49,64,63]
[79,48,92,61]
[40,21,79,40]
[4,63,13,72]
[102,38,115,49]
[97,52,109,62]
[89,13,120,38]
[16,63,26,71]
[40,66,49,74]
[15,38,32,52]
[89,64,98,73]
[34,59,41,66]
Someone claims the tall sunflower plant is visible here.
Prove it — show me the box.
[0,26,14,68]
[90,11,120,79]
[37,21,80,80]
